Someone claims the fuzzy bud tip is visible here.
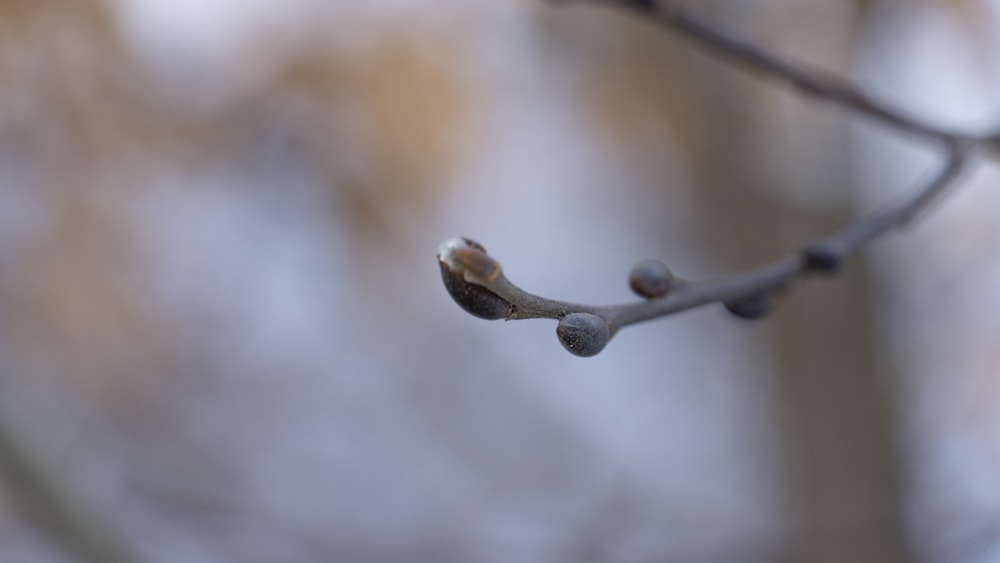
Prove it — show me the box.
[438,237,511,320]
[437,237,501,282]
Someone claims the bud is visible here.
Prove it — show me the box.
[556,313,611,357]
[437,238,501,282]
[438,238,512,320]
[628,260,675,299]
[723,294,773,320]
[801,241,843,275]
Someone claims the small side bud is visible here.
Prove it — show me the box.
[622,0,655,11]
[723,294,773,321]
[437,238,511,320]
[628,260,675,299]
[556,313,611,357]
[801,241,843,275]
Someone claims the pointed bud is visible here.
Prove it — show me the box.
[437,238,501,282]
[437,238,512,320]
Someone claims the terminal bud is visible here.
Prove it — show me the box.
[438,238,511,320]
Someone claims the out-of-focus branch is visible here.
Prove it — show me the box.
[437,0,998,356]
[0,414,139,563]
[555,0,1000,150]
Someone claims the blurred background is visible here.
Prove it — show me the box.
[1,0,999,561]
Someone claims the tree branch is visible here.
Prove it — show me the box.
[437,0,996,356]
[0,411,140,563]
[557,0,999,149]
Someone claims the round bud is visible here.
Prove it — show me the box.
[723,294,773,321]
[439,261,512,320]
[628,260,675,299]
[556,313,611,357]
[801,241,843,275]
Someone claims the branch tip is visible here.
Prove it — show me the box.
[438,237,512,320]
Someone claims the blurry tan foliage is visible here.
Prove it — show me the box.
[0,0,471,397]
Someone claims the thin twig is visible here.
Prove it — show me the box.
[438,146,968,324]
[558,0,996,148]
[0,410,139,563]
[437,0,997,356]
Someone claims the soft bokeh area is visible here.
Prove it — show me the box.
[1,0,999,561]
